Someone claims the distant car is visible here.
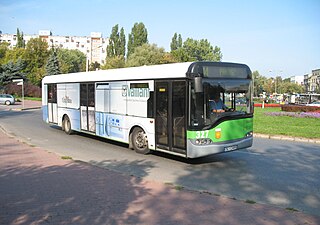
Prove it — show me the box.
[307,101,320,107]
[0,94,15,105]
[235,98,246,105]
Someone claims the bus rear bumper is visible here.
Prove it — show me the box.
[186,137,253,158]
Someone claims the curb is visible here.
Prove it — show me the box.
[11,106,42,111]
[254,133,320,144]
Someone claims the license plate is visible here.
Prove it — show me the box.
[224,145,238,152]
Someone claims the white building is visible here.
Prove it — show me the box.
[290,75,304,85]
[0,30,108,66]
[303,69,320,93]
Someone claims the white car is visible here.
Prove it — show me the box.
[0,94,15,105]
[307,101,320,107]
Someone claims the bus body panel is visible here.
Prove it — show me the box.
[186,118,253,158]
[95,112,155,149]
[42,105,48,123]
[58,108,81,131]
[187,118,253,142]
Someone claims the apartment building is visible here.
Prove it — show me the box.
[304,69,320,93]
[0,30,108,67]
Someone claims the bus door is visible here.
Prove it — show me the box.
[47,84,58,124]
[155,80,186,154]
[80,83,95,132]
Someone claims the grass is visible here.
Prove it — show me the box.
[24,97,42,101]
[61,156,73,160]
[285,207,299,212]
[254,107,320,139]
[245,199,256,204]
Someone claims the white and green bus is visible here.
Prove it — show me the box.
[42,61,253,158]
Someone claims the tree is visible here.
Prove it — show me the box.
[252,70,267,97]
[183,38,222,61]
[170,33,183,51]
[0,42,10,63]
[0,58,26,85]
[16,28,25,48]
[23,38,49,85]
[89,61,100,71]
[107,24,126,58]
[281,80,304,94]
[119,27,126,57]
[127,22,148,57]
[46,49,60,75]
[171,38,222,62]
[57,48,86,73]
[126,43,169,67]
[102,55,125,69]
[105,24,126,69]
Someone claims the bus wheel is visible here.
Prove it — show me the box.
[132,127,149,154]
[63,116,73,135]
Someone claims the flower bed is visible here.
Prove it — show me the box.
[264,111,320,118]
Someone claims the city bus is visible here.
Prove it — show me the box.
[42,61,253,158]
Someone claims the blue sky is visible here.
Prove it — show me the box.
[1,0,319,77]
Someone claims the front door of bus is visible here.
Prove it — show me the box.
[80,83,95,132]
[155,81,186,154]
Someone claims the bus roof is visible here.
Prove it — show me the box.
[42,62,193,84]
[42,61,251,84]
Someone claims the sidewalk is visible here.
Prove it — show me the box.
[0,100,42,111]
[0,131,319,225]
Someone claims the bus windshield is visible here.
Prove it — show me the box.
[189,78,253,129]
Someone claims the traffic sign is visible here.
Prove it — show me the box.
[12,79,23,83]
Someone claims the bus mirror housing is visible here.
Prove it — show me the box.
[194,76,203,93]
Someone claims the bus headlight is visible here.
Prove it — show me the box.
[194,138,212,145]
[246,131,253,137]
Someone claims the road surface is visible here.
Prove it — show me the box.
[0,109,319,216]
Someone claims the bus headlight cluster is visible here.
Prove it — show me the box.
[195,138,212,145]
[246,131,253,137]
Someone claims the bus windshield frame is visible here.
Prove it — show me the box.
[188,77,253,130]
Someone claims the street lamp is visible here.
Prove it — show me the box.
[269,70,283,94]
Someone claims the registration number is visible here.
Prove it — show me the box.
[224,145,238,152]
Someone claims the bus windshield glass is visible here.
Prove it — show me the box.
[189,78,253,129]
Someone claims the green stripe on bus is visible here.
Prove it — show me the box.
[187,118,253,142]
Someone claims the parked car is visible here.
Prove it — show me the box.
[0,94,15,105]
[307,101,320,107]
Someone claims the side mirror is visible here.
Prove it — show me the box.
[194,76,203,93]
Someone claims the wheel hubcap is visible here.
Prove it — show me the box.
[136,132,147,149]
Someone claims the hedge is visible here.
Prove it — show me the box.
[281,104,320,112]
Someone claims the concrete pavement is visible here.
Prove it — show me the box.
[0,100,42,111]
[1,130,319,225]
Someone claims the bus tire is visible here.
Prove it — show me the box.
[132,127,149,154]
[63,115,73,135]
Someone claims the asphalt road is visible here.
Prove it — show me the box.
[0,109,319,216]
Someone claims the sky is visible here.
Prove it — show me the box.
[1,0,319,78]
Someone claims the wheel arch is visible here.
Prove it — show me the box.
[61,114,70,131]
